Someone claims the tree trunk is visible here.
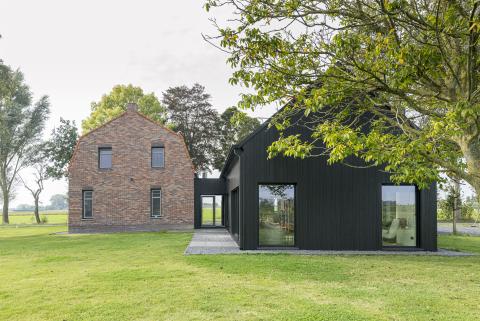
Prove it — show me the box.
[34,197,40,224]
[2,191,8,224]
[453,180,461,235]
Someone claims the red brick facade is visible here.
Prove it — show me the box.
[68,107,194,232]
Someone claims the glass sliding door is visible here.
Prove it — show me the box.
[201,196,214,226]
[382,185,417,247]
[201,195,223,227]
[214,196,223,226]
[258,184,295,247]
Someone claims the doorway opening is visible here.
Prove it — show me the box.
[201,195,223,227]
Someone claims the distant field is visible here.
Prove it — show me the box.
[4,211,67,225]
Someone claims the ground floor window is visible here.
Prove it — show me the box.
[382,185,417,247]
[258,184,295,247]
[151,189,162,218]
[82,190,93,219]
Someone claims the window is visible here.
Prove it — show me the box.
[151,147,165,168]
[82,190,93,219]
[382,185,417,247]
[151,189,162,218]
[98,147,112,169]
[258,184,295,247]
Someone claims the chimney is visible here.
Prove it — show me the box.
[126,102,138,112]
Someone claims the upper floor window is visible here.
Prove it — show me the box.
[83,190,93,219]
[99,147,112,169]
[152,147,165,168]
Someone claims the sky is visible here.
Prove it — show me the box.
[0,0,276,208]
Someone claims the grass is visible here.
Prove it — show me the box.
[5,211,67,225]
[0,227,479,321]
[201,207,222,225]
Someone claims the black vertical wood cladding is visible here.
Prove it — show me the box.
[226,159,241,242]
[237,124,437,251]
[193,178,226,229]
[195,122,438,251]
[420,184,437,250]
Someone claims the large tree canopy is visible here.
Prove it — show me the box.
[206,0,480,194]
[82,84,166,133]
[162,83,220,173]
[0,63,49,224]
[214,106,261,170]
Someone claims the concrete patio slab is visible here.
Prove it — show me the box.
[185,229,474,256]
[185,228,241,254]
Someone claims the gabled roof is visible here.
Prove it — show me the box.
[219,104,293,178]
[68,109,194,173]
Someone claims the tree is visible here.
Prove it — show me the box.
[441,178,462,234]
[20,153,48,224]
[0,63,49,224]
[206,1,480,198]
[162,84,220,172]
[49,194,68,210]
[214,107,260,170]
[45,118,78,179]
[82,84,166,133]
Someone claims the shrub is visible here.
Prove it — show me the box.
[40,215,48,224]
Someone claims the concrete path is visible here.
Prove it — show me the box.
[185,229,473,256]
[184,228,241,254]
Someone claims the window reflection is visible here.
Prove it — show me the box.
[259,184,295,247]
[382,185,417,247]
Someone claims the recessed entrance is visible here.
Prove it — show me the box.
[201,195,223,227]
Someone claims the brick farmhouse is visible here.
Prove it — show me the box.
[68,103,194,232]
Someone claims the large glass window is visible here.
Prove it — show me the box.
[259,184,295,247]
[98,147,112,169]
[382,185,417,247]
[151,189,162,218]
[82,190,93,219]
[152,147,165,168]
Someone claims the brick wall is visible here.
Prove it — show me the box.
[68,109,194,233]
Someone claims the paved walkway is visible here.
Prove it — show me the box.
[184,228,241,254]
[185,229,473,256]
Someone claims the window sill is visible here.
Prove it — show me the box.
[151,167,165,170]
[150,216,163,219]
[98,168,113,172]
[82,218,94,221]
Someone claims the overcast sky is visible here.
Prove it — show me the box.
[0,0,276,208]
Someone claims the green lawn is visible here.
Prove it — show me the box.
[6,211,67,225]
[0,227,479,320]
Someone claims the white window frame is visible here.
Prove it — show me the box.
[151,147,165,168]
[82,190,93,219]
[151,189,162,218]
